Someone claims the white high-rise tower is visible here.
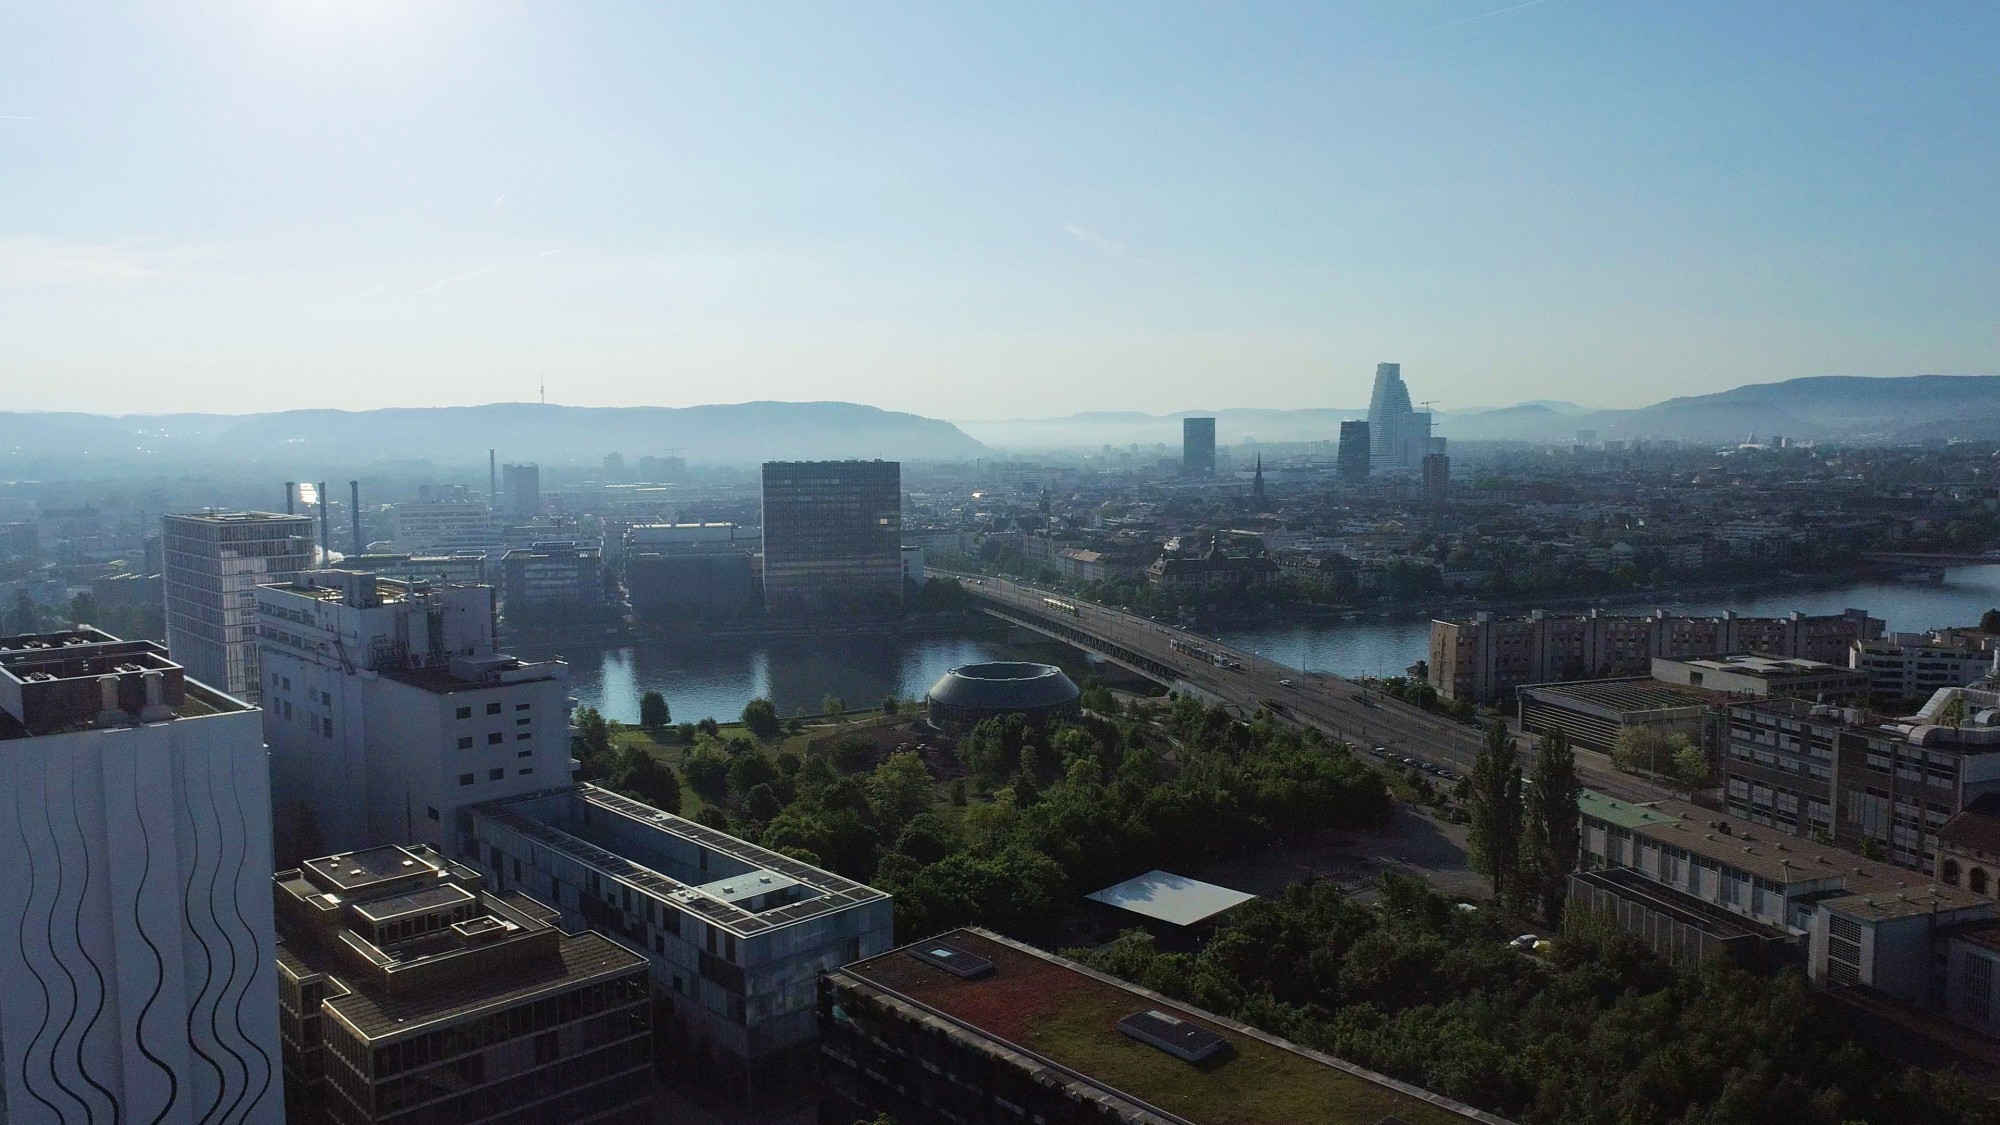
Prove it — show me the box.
[1365,362,1432,475]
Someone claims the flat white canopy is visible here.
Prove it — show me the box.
[1085,869,1255,927]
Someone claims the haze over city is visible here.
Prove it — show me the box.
[4,2,1997,417]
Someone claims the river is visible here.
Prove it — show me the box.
[526,567,2000,725]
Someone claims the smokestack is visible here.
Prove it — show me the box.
[285,482,295,515]
[319,480,331,564]
[489,449,497,504]
[350,480,363,555]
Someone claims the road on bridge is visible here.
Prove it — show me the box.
[954,573,1668,805]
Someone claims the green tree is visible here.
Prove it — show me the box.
[1670,740,1711,791]
[1611,724,1677,776]
[867,751,933,829]
[726,751,779,795]
[1983,608,2000,634]
[613,747,681,813]
[1520,729,1581,924]
[741,697,782,738]
[881,696,900,716]
[572,706,612,764]
[681,745,729,800]
[66,591,100,627]
[1467,718,1523,904]
[822,694,846,722]
[639,690,671,733]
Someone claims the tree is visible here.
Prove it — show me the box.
[639,691,671,733]
[66,591,100,627]
[741,697,781,739]
[1521,729,1581,923]
[726,751,779,795]
[1670,740,1711,791]
[681,745,730,800]
[882,696,900,717]
[614,748,681,813]
[1611,725,1677,776]
[822,694,846,722]
[572,706,612,763]
[1983,608,2000,634]
[867,751,933,829]
[1467,718,1523,904]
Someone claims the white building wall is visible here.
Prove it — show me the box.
[0,708,283,1125]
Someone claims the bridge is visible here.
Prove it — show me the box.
[1864,551,2000,565]
[952,573,1669,804]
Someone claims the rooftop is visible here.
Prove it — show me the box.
[837,928,1508,1125]
[0,628,247,737]
[1085,870,1256,928]
[1518,677,1714,717]
[165,509,314,525]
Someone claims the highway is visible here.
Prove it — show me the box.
[954,573,1669,805]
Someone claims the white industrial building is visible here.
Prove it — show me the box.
[256,569,573,857]
[0,628,283,1125]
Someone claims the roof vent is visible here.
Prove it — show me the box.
[907,942,994,980]
[1117,1009,1228,1064]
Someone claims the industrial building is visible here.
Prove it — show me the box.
[465,784,894,1113]
[274,844,652,1125]
[1517,677,1714,755]
[1181,416,1216,477]
[257,570,574,857]
[163,509,317,701]
[1651,653,1868,700]
[925,660,1082,734]
[819,928,1511,1125]
[0,628,284,1125]
[760,460,903,618]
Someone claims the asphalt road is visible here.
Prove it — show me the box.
[955,573,1667,805]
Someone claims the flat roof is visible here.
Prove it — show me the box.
[1519,678,1714,716]
[836,928,1508,1125]
[1085,870,1256,927]
[1664,654,1858,677]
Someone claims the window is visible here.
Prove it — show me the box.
[1975,868,1991,896]
[426,807,439,821]
[486,702,502,715]
[518,767,533,776]
[487,732,504,745]
[281,701,293,719]
[515,702,531,711]
[282,677,291,691]
[517,749,532,758]
[456,706,472,719]
[458,773,474,786]
[516,732,532,741]
[458,736,474,750]
[488,768,504,780]
[516,717,531,726]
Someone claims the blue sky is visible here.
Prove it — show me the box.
[1,2,1994,417]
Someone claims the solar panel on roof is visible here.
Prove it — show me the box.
[1117,1009,1228,1063]
[907,942,994,979]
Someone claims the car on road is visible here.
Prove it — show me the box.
[1278,678,1293,687]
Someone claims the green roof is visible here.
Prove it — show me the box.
[1578,789,1683,832]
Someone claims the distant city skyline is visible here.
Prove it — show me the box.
[3,3,1996,417]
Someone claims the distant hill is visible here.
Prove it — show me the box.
[0,401,986,469]
[958,407,1366,450]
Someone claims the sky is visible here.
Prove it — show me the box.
[1,2,1996,419]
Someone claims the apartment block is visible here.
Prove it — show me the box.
[274,844,651,1125]
[466,785,894,1113]
[257,570,573,857]
[1430,606,1884,702]
[164,509,316,700]
[0,628,283,1125]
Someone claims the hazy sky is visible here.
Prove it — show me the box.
[2,2,1995,419]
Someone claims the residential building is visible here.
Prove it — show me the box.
[274,844,651,1125]
[1936,792,2000,897]
[0,628,284,1125]
[1181,417,1216,477]
[1146,538,1279,587]
[1337,419,1370,482]
[1652,653,1869,700]
[501,463,543,518]
[499,541,608,617]
[257,570,573,857]
[820,927,1511,1125]
[1852,632,1999,701]
[1517,677,1714,755]
[1365,362,1433,475]
[164,509,316,701]
[466,785,894,1112]
[1430,607,1884,703]
[760,460,903,618]
[389,500,493,553]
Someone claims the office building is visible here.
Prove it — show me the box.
[623,523,758,624]
[1720,686,2000,872]
[820,928,1506,1125]
[1365,362,1433,475]
[501,463,543,519]
[636,454,686,482]
[164,509,316,701]
[1337,419,1370,482]
[1421,440,1450,507]
[341,551,491,586]
[0,628,284,1125]
[257,570,573,857]
[466,785,894,1112]
[1181,417,1216,477]
[274,844,651,1125]
[1430,607,1884,702]
[760,460,903,618]
[1651,654,1868,700]
[499,541,608,619]
[389,499,493,553]
[1852,632,2000,701]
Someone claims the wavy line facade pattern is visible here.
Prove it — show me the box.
[0,690,283,1125]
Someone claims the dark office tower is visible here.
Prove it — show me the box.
[501,462,542,518]
[761,460,903,618]
[1338,420,1371,482]
[1422,441,1450,508]
[1182,416,1216,476]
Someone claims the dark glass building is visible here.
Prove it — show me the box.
[761,461,903,618]
[1337,420,1370,482]
[1182,417,1216,477]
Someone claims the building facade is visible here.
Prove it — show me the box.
[164,510,316,701]
[498,541,607,618]
[0,629,284,1125]
[1651,653,1869,700]
[274,844,652,1125]
[1852,633,1998,701]
[1421,445,1450,507]
[1181,417,1216,477]
[389,501,493,553]
[500,463,542,519]
[465,785,894,1113]
[1337,419,1370,482]
[623,524,758,624]
[760,460,903,618]
[1430,607,1884,702]
[257,570,574,857]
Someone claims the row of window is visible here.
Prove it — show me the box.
[459,732,533,748]
[461,768,533,785]
[456,701,534,719]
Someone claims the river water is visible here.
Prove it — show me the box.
[529,567,2000,725]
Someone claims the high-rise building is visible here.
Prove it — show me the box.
[257,569,573,857]
[1365,362,1433,475]
[1337,419,1370,482]
[761,460,903,618]
[274,843,652,1125]
[0,627,284,1125]
[1182,417,1216,477]
[1422,438,1450,507]
[501,462,542,519]
[164,510,316,701]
